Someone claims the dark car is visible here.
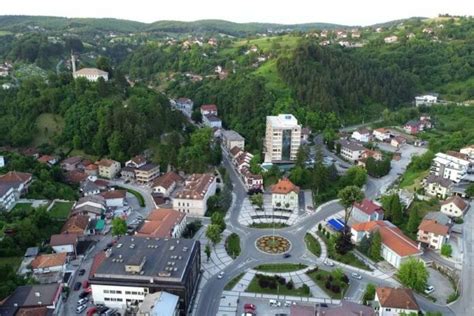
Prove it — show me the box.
[78,269,86,276]
[79,291,90,299]
[283,253,291,258]
[73,282,81,291]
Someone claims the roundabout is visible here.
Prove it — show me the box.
[255,235,291,254]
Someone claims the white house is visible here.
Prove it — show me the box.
[202,114,222,128]
[71,195,106,219]
[384,35,398,43]
[460,145,474,163]
[172,173,217,216]
[152,172,182,197]
[0,185,17,211]
[351,221,422,269]
[351,128,371,143]
[431,152,470,183]
[352,199,384,223]
[200,104,218,116]
[440,196,469,218]
[373,128,390,142]
[424,174,453,199]
[415,94,438,107]
[0,171,33,211]
[374,287,419,316]
[73,68,109,82]
[271,178,300,211]
[50,234,78,254]
[417,219,449,250]
[338,140,365,162]
[222,130,245,151]
[175,98,194,117]
[100,190,126,207]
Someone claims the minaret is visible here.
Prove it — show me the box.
[71,51,76,75]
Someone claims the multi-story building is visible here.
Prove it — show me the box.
[0,171,33,211]
[136,209,186,238]
[135,164,160,185]
[152,172,183,197]
[374,287,419,316]
[200,104,218,116]
[351,221,422,269]
[431,152,470,183]
[338,140,365,162]
[351,128,371,143]
[264,114,301,163]
[424,174,453,199]
[415,94,438,107]
[222,130,245,151]
[97,159,121,179]
[460,144,474,163]
[172,174,216,216]
[373,128,391,142]
[71,195,106,219]
[89,236,200,315]
[440,196,469,218]
[202,114,222,128]
[271,178,300,211]
[417,219,449,250]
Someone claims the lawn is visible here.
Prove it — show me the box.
[234,35,302,53]
[305,233,322,257]
[11,203,34,212]
[33,113,65,146]
[254,263,307,273]
[318,232,371,271]
[0,257,22,270]
[399,169,429,189]
[249,222,289,229]
[49,201,73,219]
[306,268,349,299]
[225,233,241,259]
[224,272,245,291]
[246,274,311,297]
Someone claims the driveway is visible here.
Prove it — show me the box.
[427,267,453,304]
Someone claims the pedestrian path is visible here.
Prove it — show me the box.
[238,196,300,226]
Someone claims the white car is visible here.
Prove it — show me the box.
[76,304,87,314]
[425,285,435,294]
[217,271,224,279]
[324,259,334,267]
[351,272,362,280]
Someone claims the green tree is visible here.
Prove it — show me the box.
[337,185,364,254]
[211,212,226,233]
[363,283,376,305]
[295,146,309,168]
[369,231,382,261]
[311,148,328,196]
[250,193,264,209]
[441,244,452,257]
[381,194,394,220]
[390,194,403,225]
[205,243,212,261]
[249,153,262,174]
[407,207,421,235]
[465,183,474,197]
[397,258,429,292]
[111,218,127,236]
[206,224,222,246]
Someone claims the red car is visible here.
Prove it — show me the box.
[82,280,89,288]
[244,303,256,310]
[86,307,97,316]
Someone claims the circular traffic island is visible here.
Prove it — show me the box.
[256,235,291,254]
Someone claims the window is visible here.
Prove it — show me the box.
[125,291,131,295]
[116,290,122,294]
[104,290,110,294]
[105,298,111,301]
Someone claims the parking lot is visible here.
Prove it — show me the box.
[427,267,454,303]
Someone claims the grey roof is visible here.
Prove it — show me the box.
[424,212,450,226]
[137,163,159,172]
[204,114,221,122]
[0,283,61,316]
[25,246,39,257]
[80,180,100,193]
[338,139,365,151]
[222,130,245,142]
[77,195,105,206]
[0,183,15,197]
[426,174,452,188]
[318,301,376,316]
[92,236,198,284]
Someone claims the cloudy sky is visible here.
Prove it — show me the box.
[1,0,472,25]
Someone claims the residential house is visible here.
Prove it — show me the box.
[60,156,83,171]
[0,283,63,316]
[135,163,160,185]
[100,190,126,207]
[80,180,101,196]
[338,140,365,162]
[404,120,422,134]
[137,291,180,316]
[441,196,469,218]
[431,152,470,183]
[89,237,200,314]
[71,196,106,219]
[0,171,33,192]
[152,172,182,197]
[65,170,88,184]
[84,163,99,176]
[373,128,391,142]
[351,221,422,268]
[424,211,451,226]
[97,159,121,179]
[351,128,371,143]
[0,183,17,211]
[358,149,383,167]
[73,68,109,82]
[417,219,449,250]
[415,94,438,107]
[384,35,398,43]
[271,178,300,211]
[424,174,453,199]
[0,171,33,211]
[37,155,58,166]
[135,208,186,238]
[175,98,194,118]
[61,215,90,235]
[352,199,384,223]
[120,166,136,181]
[390,136,406,148]
[172,173,217,216]
[374,287,419,316]
[242,169,263,191]
[50,233,78,254]
[202,114,222,128]
[222,130,245,151]
[460,145,474,163]
[301,127,312,144]
[30,253,67,274]
[125,155,147,169]
[200,104,218,116]
[233,151,253,173]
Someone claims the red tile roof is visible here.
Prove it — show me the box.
[136,209,185,238]
[97,159,118,167]
[50,233,78,247]
[271,178,300,194]
[353,199,384,215]
[61,215,89,235]
[418,219,449,236]
[152,172,182,190]
[200,104,217,112]
[175,173,215,200]
[31,253,67,269]
[441,195,468,211]
[65,171,88,184]
[100,189,126,199]
[376,287,419,310]
[0,171,32,184]
[37,155,55,164]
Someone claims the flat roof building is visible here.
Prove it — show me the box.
[264,114,301,163]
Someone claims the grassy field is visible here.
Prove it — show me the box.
[234,35,302,53]
[0,257,22,270]
[305,233,322,257]
[11,203,34,212]
[246,274,311,297]
[67,149,98,162]
[249,222,289,229]
[33,113,65,146]
[318,232,371,271]
[49,201,73,219]
[307,269,348,299]
[399,169,429,189]
[225,233,241,259]
[254,263,307,273]
[224,272,245,291]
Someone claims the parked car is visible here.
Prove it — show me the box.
[77,297,89,306]
[283,253,291,258]
[425,285,435,294]
[78,269,86,276]
[79,291,89,299]
[316,303,329,308]
[73,282,81,291]
[76,304,87,314]
[244,303,256,310]
[86,307,97,316]
[324,259,334,267]
[351,272,362,280]
[82,280,89,288]
[269,299,281,307]
[217,271,224,279]
[284,301,293,307]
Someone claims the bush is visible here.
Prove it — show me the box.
[286,280,294,290]
[441,244,452,257]
[318,223,322,231]
[302,284,310,295]
[331,284,341,293]
[342,274,349,284]
[325,280,331,289]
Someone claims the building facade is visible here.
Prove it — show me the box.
[431,152,470,183]
[172,174,216,216]
[264,114,301,163]
[98,159,121,179]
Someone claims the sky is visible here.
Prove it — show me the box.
[1,0,473,25]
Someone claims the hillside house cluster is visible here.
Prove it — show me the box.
[122,155,160,185]
[403,116,432,135]
[200,104,222,128]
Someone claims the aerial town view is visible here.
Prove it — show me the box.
[0,1,473,315]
